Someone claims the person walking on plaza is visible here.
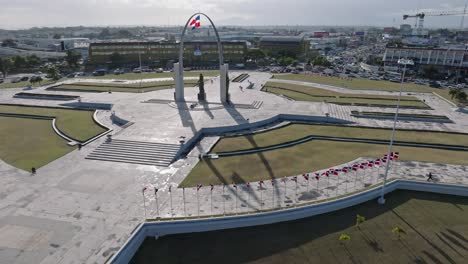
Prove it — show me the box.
[427,172,433,181]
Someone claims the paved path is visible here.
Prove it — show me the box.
[0,72,467,264]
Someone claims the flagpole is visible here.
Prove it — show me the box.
[154,188,159,218]
[272,181,275,209]
[235,186,238,214]
[183,187,186,217]
[295,180,298,206]
[336,173,340,197]
[379,59,413,205]
[197,189,200,217]
[142,189,147,219]
[223,185,226,215]
[327,175,330,197]
[260,184,263,210]
[210,189,213,215]
[169,186,173,217]
[354,170,358,189]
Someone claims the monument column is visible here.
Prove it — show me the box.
[174,62,184,102]
[220,63,229,103]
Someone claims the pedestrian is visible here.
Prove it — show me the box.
[239,85,243,92]
[427,172,433,181]
[31,167,36,175]
[211,79,213,84]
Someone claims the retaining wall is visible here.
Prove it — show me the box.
[108,180,468,264]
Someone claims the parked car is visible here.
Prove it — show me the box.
[11,78,21,83]
[0,78,4,83]
[19,76,29,81]
[66,73,76,78]
[155,68,163,73]
[133,68,142,73]
[113,68,124,75]
[92,69,107,76]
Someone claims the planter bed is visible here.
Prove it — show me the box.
[351,111,452,123]
[14,92,80,101]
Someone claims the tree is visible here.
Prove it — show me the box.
[12,55,27,69]
[1,39,17,47]
[356,214,366,229]
[246,49,266,62]
[26,55,41,68]
[338,233,351,245]
[65,50,82,67]
[0,57,13,78]
[278,56,295,66]
[392,226,406,240]
[30,76,43,86]
[422,65,439,80]
[449,88,458,99]
[313,56,331,67]
[47,66,60,81]
[457,91,467,101]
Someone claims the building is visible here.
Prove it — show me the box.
[400,24,412,36]
[88,40,247,68]
[383,45,468,74]
[258,35,308,58]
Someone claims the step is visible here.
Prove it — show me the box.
[86,154,173,164]
[97,143,180,152]
[108,139,180,148]
[94,146,179,156]
[86,156,170,167]
[90,150,175,161]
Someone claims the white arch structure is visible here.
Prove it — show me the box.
[174,13,229,103]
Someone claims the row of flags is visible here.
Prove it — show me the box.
[142,152,399,194]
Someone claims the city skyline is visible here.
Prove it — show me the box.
[1,0,468,29]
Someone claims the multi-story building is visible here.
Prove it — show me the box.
[383,45,468,74]
[88,40,247,68]
[258,35,308,58]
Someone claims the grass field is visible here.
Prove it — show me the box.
[263,82,427,108]
[0,79,62,89]
[273,74,456,104]
[182,140,468,187]
[85,71,219,80]
[211,124,468,154]
[0,116,74,170]
[0,105,106,142]
[50,80,198,93]
[131,190,468,264]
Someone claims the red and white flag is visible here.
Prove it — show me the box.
[196,184,202,191]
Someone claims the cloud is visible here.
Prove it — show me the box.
[0,0,466,29]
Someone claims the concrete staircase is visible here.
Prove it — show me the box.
[328,104,357,123]
[86,139,180,167]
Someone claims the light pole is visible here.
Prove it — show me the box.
[378,59,414,205]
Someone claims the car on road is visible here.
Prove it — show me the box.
[19,76,29,82]
[155,68,163,73]
[133,68,142,73]
[113,69,124,75]
[92,69,107,76]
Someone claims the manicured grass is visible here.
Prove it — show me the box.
[183,140,468,187]
[131,190,468,264]
[0,105,106,142]
[0,79,62,89]
[273,74,457,104]
[0,116,74,170]
[211,124,468,154]
[263,82,427,108]
[86,71,218,80]
[50,80,198,93]
[351,111,450,120]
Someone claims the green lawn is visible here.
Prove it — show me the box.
[183,140,468,187]
[263,82,427,108]
[131,190,468,264]
[50,80,198,93]
[0,116,74,171]
[0,79,62,89]
[85,71,219,80]
[273,74,457,104]
[0,105,106,142]
[211,124,468,154]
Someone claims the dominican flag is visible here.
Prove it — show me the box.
[197,184,202,191]
[303,174,309,181]
[190,15,201,30]
[291,176,298,182]
[154,187,158,194]
[142,187,147,193]
[210,184,214,191]
[259,180,264,187]
[315,173,320,181]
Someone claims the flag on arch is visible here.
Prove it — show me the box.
[190,15,201,30]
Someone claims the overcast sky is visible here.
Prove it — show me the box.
[1,0,468,29]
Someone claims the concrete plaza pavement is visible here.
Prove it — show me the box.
[0,71,467,263]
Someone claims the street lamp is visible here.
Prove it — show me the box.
[378,58,414,205]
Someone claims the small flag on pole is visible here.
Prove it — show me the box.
[154,187,158,194]
[210,183,214,192]
[233,182,237,189]
[142,187,147,193]
[291,176,298,182]
[197,184,202,191]
[246,182,251,188]
[303,174,309,181]
[315,173,320,181]
[259,180,264,187]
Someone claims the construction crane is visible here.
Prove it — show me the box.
[403,3,468,35]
